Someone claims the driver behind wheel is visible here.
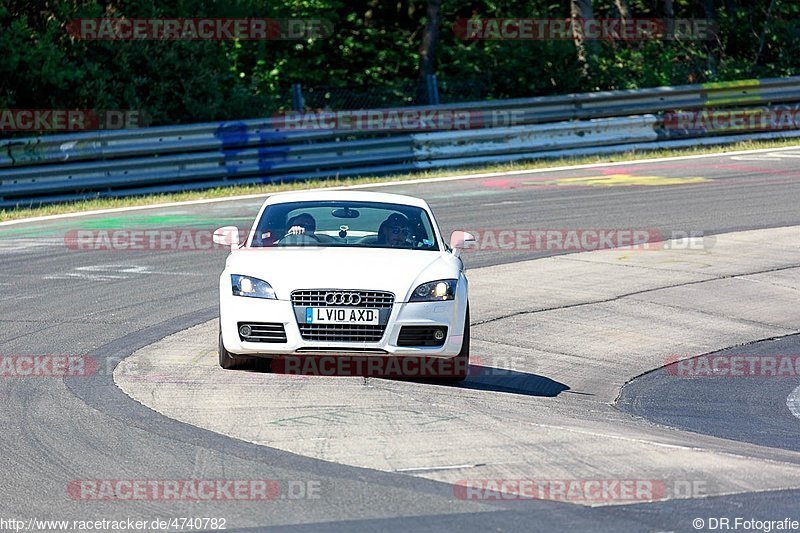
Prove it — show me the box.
[286,213,316,236]
[377,213,412,247]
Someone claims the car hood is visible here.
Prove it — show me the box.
[224,247,461,301]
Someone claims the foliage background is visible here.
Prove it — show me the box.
[0,0,797,125]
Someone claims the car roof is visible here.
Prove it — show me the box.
[262,190,431,209]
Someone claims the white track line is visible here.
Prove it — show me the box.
[2,144,799,228]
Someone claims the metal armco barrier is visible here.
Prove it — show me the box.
[2,77,800,207]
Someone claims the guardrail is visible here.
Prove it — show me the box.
[2,77,800,207]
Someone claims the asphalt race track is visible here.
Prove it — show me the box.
[619,333,800,453]
[2,147,800,532]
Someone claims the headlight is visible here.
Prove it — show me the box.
[409,279,457,302]
[231,275,276,299]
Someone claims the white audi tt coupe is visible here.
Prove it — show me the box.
[213,190,475,380]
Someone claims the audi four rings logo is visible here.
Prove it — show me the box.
[325,292,362,305]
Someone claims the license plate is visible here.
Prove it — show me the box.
[306,307,379,325]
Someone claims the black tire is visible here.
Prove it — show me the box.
[218,329,257,370]
[442,305,470,382]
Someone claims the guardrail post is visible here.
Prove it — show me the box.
[291,83,305,111]
[425,75,440,105]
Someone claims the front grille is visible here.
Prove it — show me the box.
[291,290,394,308]
[397,326,448,347]
[298,324,386,342]
[238,322,287,343]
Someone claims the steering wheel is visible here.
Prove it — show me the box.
[279,232,320,246]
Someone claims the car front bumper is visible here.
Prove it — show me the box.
[220,292,467,358]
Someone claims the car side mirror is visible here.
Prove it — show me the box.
[213,226,241,250]
[449,231,476,257]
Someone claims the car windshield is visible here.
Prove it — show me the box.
[250,200,440,250]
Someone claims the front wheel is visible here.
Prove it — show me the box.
[219,329,257,370]
[442,305,470,382]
